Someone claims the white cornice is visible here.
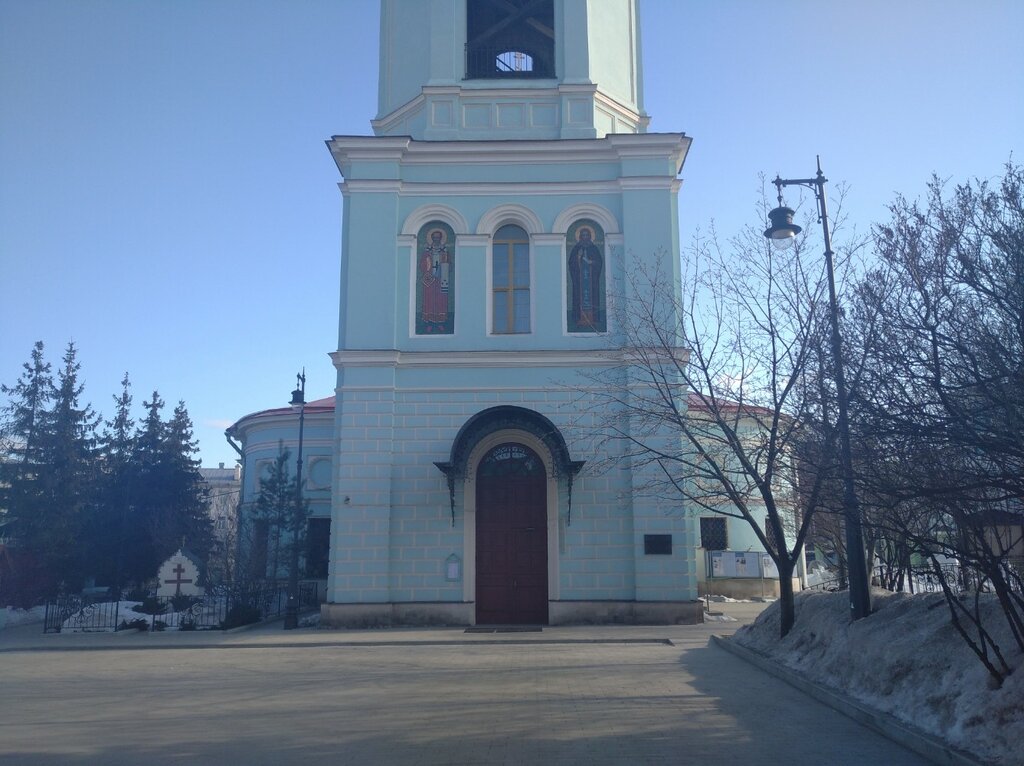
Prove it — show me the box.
[328,133,690,173]
[619,177,684,192]
[330,349,630,369]
[340,178,679,196]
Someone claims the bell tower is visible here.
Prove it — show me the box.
[323,0,699,627]
[374,0,648,140]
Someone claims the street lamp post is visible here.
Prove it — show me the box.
[763,157,872,621]
[283,369,306,630]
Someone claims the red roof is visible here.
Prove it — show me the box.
[686,392,778,418]
[227,395,336,433]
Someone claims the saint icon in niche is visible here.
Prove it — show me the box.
[566,220,605,332]
[416,222,455,334]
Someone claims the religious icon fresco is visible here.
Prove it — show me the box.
[566,219,606,332]
[416,221,456,334]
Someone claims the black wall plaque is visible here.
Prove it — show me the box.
[644,534,672,555]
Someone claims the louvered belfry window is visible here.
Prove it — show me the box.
[466,0,555,79]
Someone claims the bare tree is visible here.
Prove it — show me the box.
[847,162,1024,684]
[581,203,858,637]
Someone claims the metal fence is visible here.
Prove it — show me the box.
[43,581,319,633]
[803,564,1009,595]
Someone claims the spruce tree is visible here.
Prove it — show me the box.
[125,392,167,582]
[126,393,212,582]
[253,447,294,579]
[0,341,53,603]
[1,342,98,597]
[88,373,136,589]
[163,400,213,563]
[34,342,98,589]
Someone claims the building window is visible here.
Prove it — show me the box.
[700,517,728,550]
[305,518,331,579]
[492,224,530,333]
[251,519,270,579]
[765,515,781,553]
[566,219,606,332]
[466,0,554,79]
[496,50,534,73]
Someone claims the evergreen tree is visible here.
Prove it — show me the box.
[253,446,295,579]
[0,340,52,467]
[87,373,135,589]
[124,393,212,582]
[1,342,98,598]
[163,400,213,563]
[0,342,54,603]
[34,342,98,588]
[123,392,167,582]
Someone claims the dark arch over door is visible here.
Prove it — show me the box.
[475,443,549,625]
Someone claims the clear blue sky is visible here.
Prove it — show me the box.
[2,0,1021,467]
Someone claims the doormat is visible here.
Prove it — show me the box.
[465,626,543,633]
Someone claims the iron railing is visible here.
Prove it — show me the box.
[43,581,319,633]
[465,42,554,79]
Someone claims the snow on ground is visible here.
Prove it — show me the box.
[732,589,1023,766]
[702,612,738,622]
[0,605,46,628]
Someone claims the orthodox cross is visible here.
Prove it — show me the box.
[164,563,192,596]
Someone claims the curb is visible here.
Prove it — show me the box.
[711,635,991,766]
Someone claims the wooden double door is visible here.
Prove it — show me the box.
[475,443,549,625]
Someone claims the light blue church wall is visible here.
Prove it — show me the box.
[226,399,335,580]
[207,0,708,626]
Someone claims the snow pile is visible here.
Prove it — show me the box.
[702,612,738,623]
[732,589,1023,765]
[0,605,46,629]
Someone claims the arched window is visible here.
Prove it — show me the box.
[415,221,455,335]
[492,224,530,334]
[478,443,544,477]
[496,50,534,73]
[566,219,606,332]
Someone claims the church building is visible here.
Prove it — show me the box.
[231,0,705,626]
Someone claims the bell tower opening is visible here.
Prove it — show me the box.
[466,0,555,79]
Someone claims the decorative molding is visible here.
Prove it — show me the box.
[532,233,565,247]
[552,202,620,235]
[328,133,690,171]
[618,177,683,192]
[476,203,544,235]
[344,179,621,196]
[330,349,625,369]
[400,203,470,236]
[340,178,680,196]
[454,234,489,247]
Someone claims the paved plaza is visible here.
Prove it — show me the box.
[0,604,932,765]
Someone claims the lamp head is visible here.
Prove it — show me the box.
[289,387,305,410]
[764,205,802,250]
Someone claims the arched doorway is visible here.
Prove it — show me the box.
[475,443,548,624]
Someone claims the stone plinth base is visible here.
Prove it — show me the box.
[549,600,705,625]
[321,602,473,628]
[321,599,705,627]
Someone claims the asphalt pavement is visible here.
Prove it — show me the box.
[0,601,934,765]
